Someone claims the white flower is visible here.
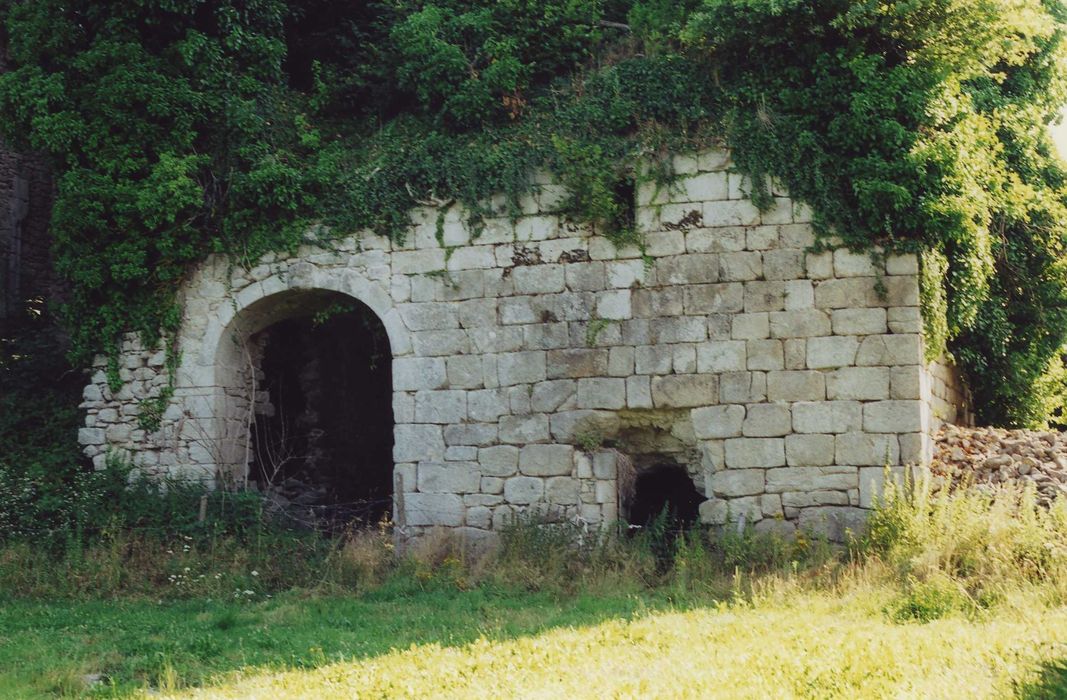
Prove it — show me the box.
[251,570,259,577]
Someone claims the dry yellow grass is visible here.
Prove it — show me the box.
[162,588,1067,699]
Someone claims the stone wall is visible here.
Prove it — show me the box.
[79,150,958,540]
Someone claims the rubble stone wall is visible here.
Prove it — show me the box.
[78,150,959,540]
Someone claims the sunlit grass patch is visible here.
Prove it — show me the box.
[161,591,1067,700]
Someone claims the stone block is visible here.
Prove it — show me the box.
[792,400,862,434]
[549,410,619,442]
[782,490,849,507]
[394,424,445,462]
[887,306,922,334]
[565,262,606,291]
[672,345,697,373]
[783,339,806,370]
[530,380,577,413]
[596,290,632,320]
[496,351,546,387]
[577,378,626,409]
[745,225,779,250]
[418,462,481,493]
[446,445,478,461]
[833,249,881,277]
[732,313,769,340]
[710,469,765,497]
[677,171,729,201]
[699,499,729,525]
[859,466,906,508]
[703,199,761,228]
[692,405,745,439]
[835,432,900,466]
[785,434,835,466]
[519,444,574,476]
[890,366,923,400]
[78,427,106,446]
[725,437,785,468]
[831,308,887,335]
[411,329,470,356]
[718,251,762,281]
[783,280,815,310]
[728,496,764,523]
[651,375,719,408]
[805,336,859,369]
[479,445,519,477]
[632,288,684,318]
[591,344,627,376]
[719,371,767,403]
[766,370,824,401]
[696,340,747,373]
[444,423,497,447]
[498,414,550,444]
[547,349,607,379]
[855,334,922,366]
[512,264,565,294]
[593,451,617,479]
[862,400,923,433]
[797,506,867,542]
[546,476,581,505]
[814,278,880,310]
[446,356,483,389]
[747,339,784,371]
[769,309,831,338]
[742,403,791,437]
[393,357,447,391]
[765,466,857,493]
[885,253,918,275]
[763,249,805,280]
[626,375,653,409]
[882,276,919,306]
[398,302,459,331]
[414,390,468,424]
[686,227,747,253]
[744,281,787,313]
[504,476,545,504]
[683,283,744,315]
[806,251,833,279]
[405,492,465,526]
[393,249,445,274]
[655,254,720,285]
[825,367,889,401]
[761,493,784,518]
[780,223,815,248]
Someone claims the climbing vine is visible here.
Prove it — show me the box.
[1,0,1066,426]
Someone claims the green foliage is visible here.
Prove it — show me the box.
[1,0,1067,425]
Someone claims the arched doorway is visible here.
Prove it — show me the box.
[215,288,394,530]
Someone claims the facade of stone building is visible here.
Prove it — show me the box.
[78,150,968,540]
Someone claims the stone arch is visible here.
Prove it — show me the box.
[186,267,410,491]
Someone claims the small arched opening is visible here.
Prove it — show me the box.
[626,463,703,531]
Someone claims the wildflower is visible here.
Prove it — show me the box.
[251,570,259,577]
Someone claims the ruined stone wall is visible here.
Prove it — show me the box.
[79,149,957,541]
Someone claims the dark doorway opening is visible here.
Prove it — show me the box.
[627,464,702,531]
[249,298,393,530]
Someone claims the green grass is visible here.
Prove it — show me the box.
[3,480,1067,698]
[2,583,1066,699]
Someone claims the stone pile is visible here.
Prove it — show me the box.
[932,424,1067,505]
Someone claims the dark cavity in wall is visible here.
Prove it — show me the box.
[250,301,393,530]
[626,463,702,531]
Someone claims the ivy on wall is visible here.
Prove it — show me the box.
[1,0,1066,427]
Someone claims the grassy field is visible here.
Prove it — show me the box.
[1,583,1066,699]
[3,483,1067,698]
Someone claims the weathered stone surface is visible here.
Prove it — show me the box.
[825,367,890,401]
[742,403,791,437]
[785,434,836,466]
[835,432,900,466]
[692,405,745,439]
[797,506,867,542]
[792,401,862,434]
[83,148,948,538]
[711,469,765,497]
[418,463,481,493]
[518,444,574,476]
[725,437,785,468]
[766,370,824,401]
[651,375,718,408]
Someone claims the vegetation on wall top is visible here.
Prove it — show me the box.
[1,0,1066,427]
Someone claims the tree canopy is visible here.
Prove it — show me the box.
[2,0,1066,426]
